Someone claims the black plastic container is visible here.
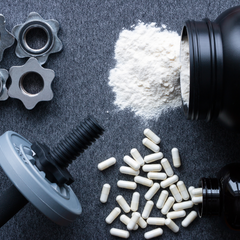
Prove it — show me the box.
[181,6,240,131]
[199,163,240,230]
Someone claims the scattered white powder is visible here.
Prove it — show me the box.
[108,22,181,120]
[180,37,190,106]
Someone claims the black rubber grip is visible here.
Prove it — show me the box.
[0,185,29,228]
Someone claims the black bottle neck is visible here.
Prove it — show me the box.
[182,19,224,121]
[199,177,221,217]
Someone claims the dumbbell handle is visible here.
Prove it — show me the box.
[0,184,29,228]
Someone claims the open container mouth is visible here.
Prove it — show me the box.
[180,26,191,117]
[199,178,221,218]
[180,19,223,121]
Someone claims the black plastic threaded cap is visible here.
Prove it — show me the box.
[50,116,104,168]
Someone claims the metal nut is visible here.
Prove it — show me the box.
[8,57,55,110]
[0,14,15,62]
[0,69,9,101]
[12,12,63,65]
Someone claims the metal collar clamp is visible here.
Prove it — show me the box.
[12,12,63,65]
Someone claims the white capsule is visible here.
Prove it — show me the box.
[144,228,163,239]
[189,186,197,205]
[117,180,137,190]
[167,210,186,219]
[131,192,140,212]
[188,186,195,198]
[165,218,179,233]
[144,128,161,144]
[161,196,175,215]
[137,216,148,228]
[161,158,174,176]
[100,183,111,203]
[120,214,138,230]
[130,148,144,166]
[156,190,169,209]
[134,176,153,187]
[127,212,141,230]
[170,184,183,203]
[106,207,121,224]
[116,195,131,213]
[142,164,162,172]
[147,172,167,180]
[123,155,140,171]
[142,138,160,153]
[173,200,194,211]
[147,217,165,225]
[145,183,160,200]
[120,166,140,176]
[192,196,203,204]
[98,157,116,171]
[177,181,189,200]
[192,188,202,197]
[171,148,181,168]
[110,228,129,239]
[142,200,154,219]
[144,152,163,163]
[161,175,179,188]
[182,211,198,227]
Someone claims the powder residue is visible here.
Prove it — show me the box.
[180,36,190,106]
[108,22,181,120]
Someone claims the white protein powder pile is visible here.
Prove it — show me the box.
[108,22,182,120]
[180,37,190,106]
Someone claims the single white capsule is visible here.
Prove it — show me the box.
[123,155,140,171]
[147,172,167,180]
[116,195,131,213]
[117,180,137,190]
[142,200,154,219]
[161,175,179,188]
[171,148,181,168]
[167,210,186,219]
[110,228,129,239]
[161,158,174,176]
[182,211,198,227]
[173,200,194,211]
[144,128,161,144]
[147,217,165,225]
[156,190,169,209]
[170,184,183,203]
[142,164,162,172]
[161,197,175,215]
[142,138,160,153]
[130,148,144,166]
[100,183,111,203]
[134,176,153,187]
[120,166,140,176]
[192,188,203,197]
[145,183,160,200]
[177,181,189,200]
[120,214,138,230]
[192,196,203,204]
[165,218,179,233]
[137,216,148,228]
[106,207,121,224]
[144,228,163,239]
[127,212,141,230]
[98,157,116,171]
[144,152,163,163]
[131,192,140,212]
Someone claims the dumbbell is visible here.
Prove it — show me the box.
[0,116,104,227]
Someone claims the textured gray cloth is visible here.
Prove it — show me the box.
[0,0,240,239]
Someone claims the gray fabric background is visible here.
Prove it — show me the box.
[0,0,240,239]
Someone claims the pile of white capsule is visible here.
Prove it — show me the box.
[98,128,203,239]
